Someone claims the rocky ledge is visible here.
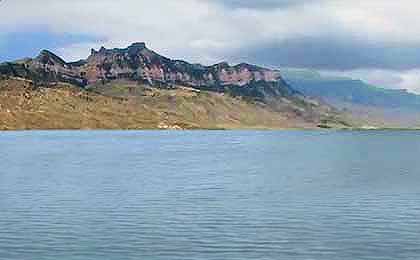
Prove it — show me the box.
[0,42,297,100]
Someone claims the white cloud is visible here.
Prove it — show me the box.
[2,0,420,91]
[321,69,420,94]
[327,0,420,44]
[1,0,420,58]
[0,0,242,63]
[399,70,420,94]
[55,42,105,62]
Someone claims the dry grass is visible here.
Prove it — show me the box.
[0,79,346,130]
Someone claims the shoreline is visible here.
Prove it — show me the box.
[1,127,420,132]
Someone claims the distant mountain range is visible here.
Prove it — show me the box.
[280,69,420,127]
[0,43,348,130]
[281,69,420,111]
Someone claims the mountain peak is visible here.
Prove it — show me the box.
[128,42,146,49]
[35,50,67,66]
[2,42,295,100]
[212,62,230,69]
[234,63,266,71]
[90,42,148,56]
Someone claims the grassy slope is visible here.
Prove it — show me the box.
[0,78,346,130]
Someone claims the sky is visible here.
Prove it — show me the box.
[1,0,420,93]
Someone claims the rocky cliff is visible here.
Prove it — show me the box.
[0,42,297,100]
[0,42,353,129]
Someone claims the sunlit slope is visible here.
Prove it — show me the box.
[0,79,350,130]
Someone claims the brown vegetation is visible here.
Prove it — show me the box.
[0,78,351,130]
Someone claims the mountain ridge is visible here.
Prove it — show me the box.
[281,68,420,110]
[281,68,420,127]
[0,42,354,129]
[1,42,297,100]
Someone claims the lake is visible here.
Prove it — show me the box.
[1,130,420,260]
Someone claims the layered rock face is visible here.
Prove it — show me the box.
[0,42,297,99]
[0,43,351,128]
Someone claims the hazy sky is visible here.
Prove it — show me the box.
[1,0,420,92]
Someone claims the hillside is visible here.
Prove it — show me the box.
[0,78,350,130]
[281,69,420,128]
[0,43,351,130]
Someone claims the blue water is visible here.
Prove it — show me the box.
[1,130,420,260]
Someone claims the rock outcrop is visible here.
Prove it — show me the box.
[0,43,355,129]
[0,42,297,100]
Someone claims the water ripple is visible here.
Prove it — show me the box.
[1,130,420,260]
